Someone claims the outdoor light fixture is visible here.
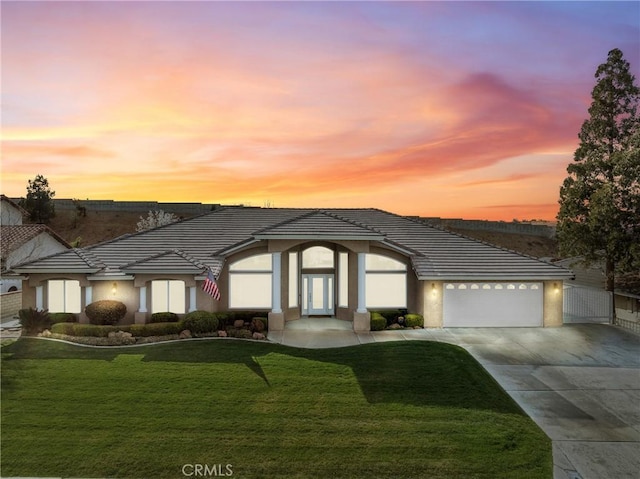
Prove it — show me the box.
[554,283,559,293]
[432,283,437,296]
[112,282,117,295]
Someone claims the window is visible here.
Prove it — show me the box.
[151,280,185,314]
[48,280,81,313]
[338,252,348,307]
[302,246,334,268]
[229,253,272,309]
[365,254,407,308]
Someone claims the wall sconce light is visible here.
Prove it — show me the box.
[112,282,117,295]
[432,282,437,296]
[554,283,559,293]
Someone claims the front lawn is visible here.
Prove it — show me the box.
[1,338,551,478]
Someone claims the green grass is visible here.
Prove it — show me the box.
[1,338,551,478]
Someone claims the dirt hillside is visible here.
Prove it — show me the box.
[47,208,558,258]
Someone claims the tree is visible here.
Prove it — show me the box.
[557,48,640,303]
[136,210,179,232]
[21,174,56,224]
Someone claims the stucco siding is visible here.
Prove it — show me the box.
[6,233,68,270]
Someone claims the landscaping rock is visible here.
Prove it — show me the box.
[388,323,402,330]
[252,332,265,340]
[39,329,52,338]
[179,329,192,339]
[233,319,245,329]
[218,330,228,337]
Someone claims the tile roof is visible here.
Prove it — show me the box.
[12,206,571,280]
[1,224,71,259]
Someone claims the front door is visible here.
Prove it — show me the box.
[302,274,334,316]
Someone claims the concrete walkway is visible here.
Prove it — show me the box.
[270,320,640,479]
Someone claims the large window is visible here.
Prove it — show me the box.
[365,254,407,308]
[229,254,272,309]
[48,280,81,313]
[151,280,185,314]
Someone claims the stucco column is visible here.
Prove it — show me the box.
[271,252,282,313]
[189,286,197,312]
[357,252,367,313]
[139,286,147,313]
[135,286,148,325]
[85,286,93,308]
[268,252,285,331]
[36,285,44,310]
[543,280,563,327]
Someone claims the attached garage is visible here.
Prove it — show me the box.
[443,282,543,327]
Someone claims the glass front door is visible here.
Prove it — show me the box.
[302,274,334,316]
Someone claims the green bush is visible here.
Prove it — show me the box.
[370,312,387,331]
[370,309,406,326]
[183,311,219,334]
[225,327,253,339]
[49,312,77,324]
[18,308,51,335]
[129,322,184,337]
[51,323,117,337]
[405,313,424,328]
[85,300,127,325]
[150,312,179,323]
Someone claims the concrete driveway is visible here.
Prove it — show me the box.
[270,322,640,479]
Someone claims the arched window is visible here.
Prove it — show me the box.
[151,280,185,314]
[48,280,81,313]
[229,253,272,309]
[302,246,334,269]
[365,254,407,308]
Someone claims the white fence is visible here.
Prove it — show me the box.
[563,284,611,323]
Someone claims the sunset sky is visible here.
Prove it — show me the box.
[2,1,639,220]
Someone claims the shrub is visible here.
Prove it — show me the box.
[18,308,51,335]
[370,312,386,331]
[150,312,179,323]
[183,311,218,334]
[370,309,406,326]
[129,322,184,337]
[49,312,77,324]
[51,323,117,337]
[225,327,253,339]
[85,300,127,325]
[405,313,424,328]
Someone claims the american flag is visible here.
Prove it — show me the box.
[202,269,221,301]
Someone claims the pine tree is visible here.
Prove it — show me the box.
[557,48,640,299]
[21,174,56,224]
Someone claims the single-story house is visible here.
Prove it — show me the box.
[1,195,71,319]
[11,207,571,331]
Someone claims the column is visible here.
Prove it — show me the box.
[139,286,147,313]
[357,252,367,313]
[271,252,282,313]
[85,286,93,308]
[189,286,197,312]
[36,285,44,310]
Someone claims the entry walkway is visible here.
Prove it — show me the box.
[270,322,640,479]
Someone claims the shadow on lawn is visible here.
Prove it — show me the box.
[2,338,523,415]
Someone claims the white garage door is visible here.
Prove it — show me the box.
[443,282,543,327]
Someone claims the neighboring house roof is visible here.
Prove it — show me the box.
[0,195,28,218]
[1,225,71,260]
[11,207,571,280]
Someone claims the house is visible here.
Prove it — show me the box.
[1,195,71,318]
[11,207,571,331]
